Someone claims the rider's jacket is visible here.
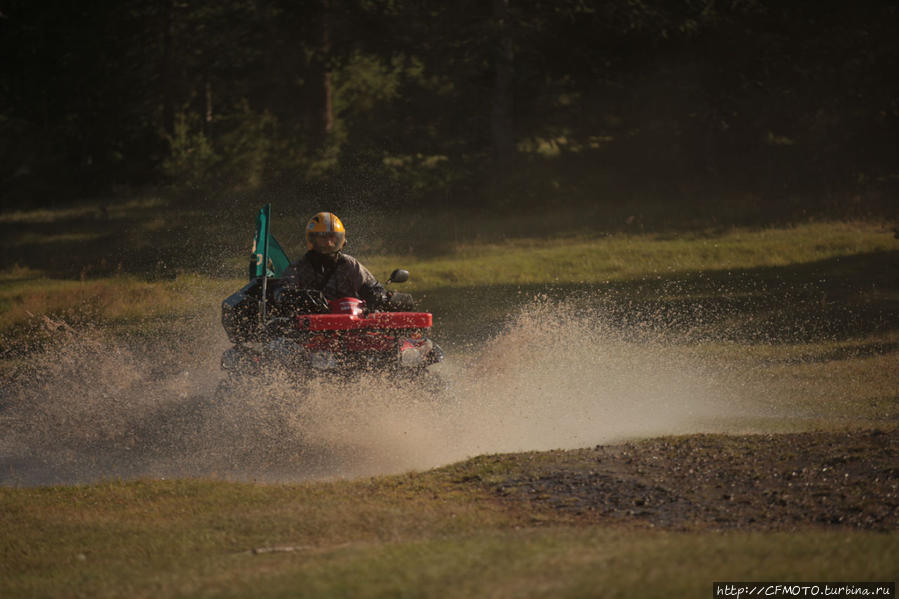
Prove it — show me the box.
[283,251,388,306]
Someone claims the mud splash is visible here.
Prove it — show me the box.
[1,298,761,486]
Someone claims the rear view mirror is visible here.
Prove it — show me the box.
[388,269,410,284]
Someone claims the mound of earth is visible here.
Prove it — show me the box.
[477,430,898,531]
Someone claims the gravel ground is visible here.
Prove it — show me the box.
[485,430,898,531]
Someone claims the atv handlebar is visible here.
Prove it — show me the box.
[386,291,414,311]
[273,285,414,315]
[273,287,330,314]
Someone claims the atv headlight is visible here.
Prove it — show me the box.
[265,337,303,367]
[398,338,433,368]
[221,346,261,373]
[310,350,338,370]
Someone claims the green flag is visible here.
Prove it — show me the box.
[249,204,291,279]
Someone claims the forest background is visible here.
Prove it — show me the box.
[1,0,897,226]
[1,6,898,594]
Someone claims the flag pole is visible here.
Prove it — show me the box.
[259,203,271,327]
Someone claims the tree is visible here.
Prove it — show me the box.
[491,0,515,170]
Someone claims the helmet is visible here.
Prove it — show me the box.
[305,212,346,253]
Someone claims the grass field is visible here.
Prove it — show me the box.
[1,197,897,597]
[2,472,896,598]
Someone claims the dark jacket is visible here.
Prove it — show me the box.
[282,251,389,306]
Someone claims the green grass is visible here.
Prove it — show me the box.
[0,197,168,225]
[1,472,896,598]
[1,200,897,597]
[367,221,898,288]
[2,220,895,335]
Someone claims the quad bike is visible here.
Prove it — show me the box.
[217,205,445,392]
[219,270,445,389]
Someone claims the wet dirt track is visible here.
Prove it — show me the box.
[480,429,898,531]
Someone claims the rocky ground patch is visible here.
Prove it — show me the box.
[479,430,898,531]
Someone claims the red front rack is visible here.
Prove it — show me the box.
[294,312,432,332]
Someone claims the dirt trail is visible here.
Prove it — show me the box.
[481,429,898,531]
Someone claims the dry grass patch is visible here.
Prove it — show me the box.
[0,271,239,333]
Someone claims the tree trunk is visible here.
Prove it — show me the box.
[204,79,213,136]
[308,1,333,150]
[491,0,514,170]
[160,0,175,138]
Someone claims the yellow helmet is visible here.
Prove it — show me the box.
[305,211,346,252]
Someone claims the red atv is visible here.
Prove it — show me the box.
[219,269,445,390]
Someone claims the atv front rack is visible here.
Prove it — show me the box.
[295,312,432,332]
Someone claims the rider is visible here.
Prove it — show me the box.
[282,211,391,308]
